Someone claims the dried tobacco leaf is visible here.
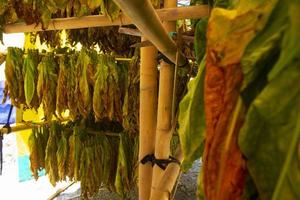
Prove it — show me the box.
[100,0,120,21]
[93,54,109,121]
[28,126,39,180]
[57,129,69,180]
[56,56,69,118]
[107,55,122,123]
[76,48,92,118]
[67,54,79,119]
[122,57,139,135]
[4,47,24,107]
[203,1,277,200]
[115,133,138,199]
[37,54,58,121]
[45,121,61,186]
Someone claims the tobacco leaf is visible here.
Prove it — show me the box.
[93,54,109,121]
[203,1,277,199]
[76,49,92,118]
[87,0,102,10]
[239,1,300,199]
[115,133,138,199]
[45,121,61,186]
[122,57,139,135]
[4,47,24,107]
[194,17,208,64]
[100,0,120,21]
[107,55,123,123]
[28,127,39,180]
[37,54,58,121]
[241,0,288,94]
[56,128,69,180]
[178,56,206,171]
[67,54,79,119]
[56,56,69,118]
[23,49,40,109]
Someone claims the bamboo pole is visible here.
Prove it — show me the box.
[150,147,183,199]
[112,0,186,65]
[3,6,209,34]
[150,0,177,199]
[139,37,158,200]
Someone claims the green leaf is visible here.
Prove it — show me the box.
[178,56,206,171]
[194,17,208,64]
[24,58,35,106]
[239,2,300,199]
[240,0,287,107]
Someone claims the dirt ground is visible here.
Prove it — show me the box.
[58,160,201,200]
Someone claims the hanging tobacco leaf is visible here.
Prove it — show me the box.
[122,57,139,135]
[56,56,69,118]
[56,127,70,181]
[107,55,123,123]
[4,47,24,107]
[45,121,61,186]
[28,126,39,180]
[178,56,206,171]
[37,53,58,121]
[76,48,92,118]
[23,49,40,110]
[115,133,138,199]
[67,54,79,119]
[93,54,109,121]
[239,1,300,199]
[100,0,120,21]
[202,1,277,199]
[194,17,208,64]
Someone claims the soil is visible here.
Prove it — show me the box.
[58,160,202,200]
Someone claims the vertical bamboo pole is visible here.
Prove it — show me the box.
[150,0,177,199]
[139,37,158,200]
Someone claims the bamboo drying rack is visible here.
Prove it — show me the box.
[0,3,209,200]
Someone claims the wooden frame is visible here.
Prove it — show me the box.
[4,5,208,33]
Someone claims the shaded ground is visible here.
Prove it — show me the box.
[58,160,201,200]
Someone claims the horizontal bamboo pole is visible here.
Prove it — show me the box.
[4,5,209,34]
[0,123,31,134]
[0,122,120,137]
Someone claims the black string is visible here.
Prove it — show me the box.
[140,154,155,166]
[140,154,180,170]
[157,52,188,68]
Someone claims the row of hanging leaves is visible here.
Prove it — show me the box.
[29,120,138,199]
[3,47,139,135]
[0,0,160,45]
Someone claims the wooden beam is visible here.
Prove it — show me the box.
[3,5,208,33]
